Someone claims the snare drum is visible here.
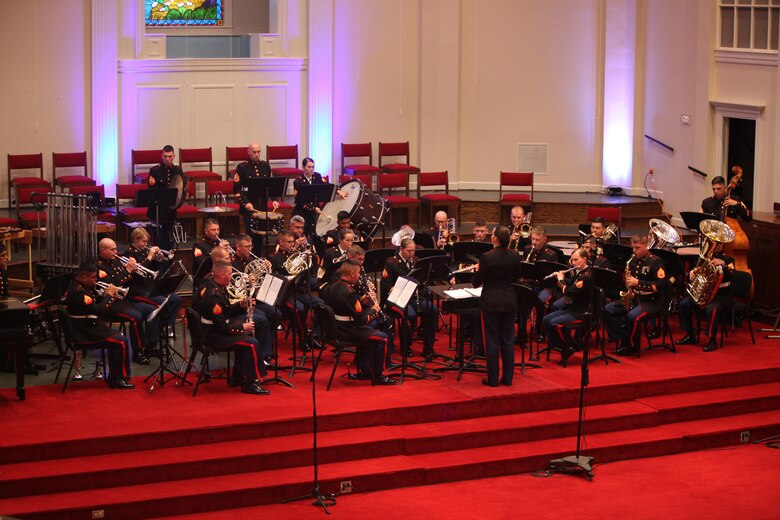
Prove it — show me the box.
[249,211,284,235]
[315,179,387,239]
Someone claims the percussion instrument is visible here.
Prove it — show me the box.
[170,171,188,209]
[315,179,387,239]
[249,211,285,235]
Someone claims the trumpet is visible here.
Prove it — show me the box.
[118,256,159,279]
[144,246,176,261]
[96,281,129,299]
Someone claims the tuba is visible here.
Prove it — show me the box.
[647,218,681,250]
[686,220,735,307]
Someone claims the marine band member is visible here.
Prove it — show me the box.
[701,175,752,223]
[509,206,531,251]
[380,238,440,357]
[293,158,346,237]
[323,210,353,248]
[676,251,735,352]
[65,262,133,389]
[581,236,611,269]
[193,219,231,287]
[432,211,450,250]
[192,261,269,395]
[323,260,396,385]
[542,248,594,365]
[233,143,280,257]
[472,219,490,243]
[522,225,560,342]
[146,145,181,251]
[472,226,523,387]
[603,234,668,356]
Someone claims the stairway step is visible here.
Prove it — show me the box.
[0,401,656,498]
[9,409,780,520]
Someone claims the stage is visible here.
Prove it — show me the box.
[2,318,780,519]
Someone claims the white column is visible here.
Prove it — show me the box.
[308,0,334,179]
[601,0,637,190]
[92,0,120,196]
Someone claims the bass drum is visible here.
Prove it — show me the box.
[315,179,387,239]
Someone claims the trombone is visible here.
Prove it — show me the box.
[438,218,459,246]
[509,212,533,250]
[118,256,159,279]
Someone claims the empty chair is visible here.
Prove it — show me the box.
[52,151,95,191]
[376,172,420,229]
[7,153,49,211]
[131,149,163,184]
[341,142,382,189]
[378,142,420,175]
[179,147,222,203]
[266,145,303,178]
[16,186,51,229]
[417,171,461,228]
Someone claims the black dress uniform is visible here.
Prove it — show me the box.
[293,172,326,236]
[522,243,561,339]
[381,254,439,356]
[701,196,752,222]
[95,256,153,363]
[324,278,389,381]
[677,253,735,351]
[542,266,594,362]
[234,159,272,256]
[65,279,131,385]
[147,161,182,251]
[192,278,267,382]
[124,245,182,334]
[192,236,221,287]
[0,265,7,298]
[472,246,523,386]
[604,253,668,354]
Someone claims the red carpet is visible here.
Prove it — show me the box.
[2,318,780,519]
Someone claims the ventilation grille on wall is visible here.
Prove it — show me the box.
[517,143,548,174]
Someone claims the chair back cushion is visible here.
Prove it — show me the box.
[500,171,533,187]
[116,183,144,202]
[17,186,52,205]
[8,153,44,172]
[418,171,448,188]
[377,172,409,190]
[266,145,299,162]
[587,206,621,224]
[342,142,373,159]
[53,151,88,169]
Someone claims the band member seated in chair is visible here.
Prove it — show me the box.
[193,219,232,287]
[542,248,594,365]
[323,260,396,385]
[472,219,490,242]
[323,210,353,247]
[124,228,182,350]
[234,143,282,256]
[508,206,531,251]
[193,261,270,395]
[472,226,523,387]
[65,262,134,389]
[522,225,560,342]
[589,216,619,248]
[380,238,440,358]
[581,236,611,269]
[95,238,156,367]
[321,228,355,266]
[603,234,668,356]
[676,251,735,352]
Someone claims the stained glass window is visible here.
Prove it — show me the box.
[145,0,224,27]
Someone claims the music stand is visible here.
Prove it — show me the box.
[363,248,395,274]
[602,243,632,271]
[452,242,493,265]
[414,232,435,249]
[680,211,717,231]
[33,272,75,375]
[408,256,453,365]
[384,275,434,383]
[136,187,177,228]
[536,261,568,281]
[513,284,543,372]
[246,177,288,257]
[415,248,448,260]
[255,273,294,389]
[145,272,188,393]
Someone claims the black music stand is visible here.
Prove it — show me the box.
[297,183,335,214]
[589,267,623,365]
[246,177,288,258]
[415,248,448,260]
[363,248,395,274]
[136,188,178,249]
[255,273,294,389]
[513,284,543,373]
[453,242,492,264]
[410,256,453,364]
[602,243,632,271]
[414,232,435,249]
[30,272,74,374]
[680,211,717,231]
[518,262,541,356]
[536,261,568,281]
[429,284,486,380]
[385,275,436,383]
[145,272,188,393]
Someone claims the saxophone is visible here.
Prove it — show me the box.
[619,255,636,309]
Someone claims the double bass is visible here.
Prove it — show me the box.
[723,166,752,293]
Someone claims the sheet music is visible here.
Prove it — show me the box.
[387,276,418,308]
[465,287,482,298]
[256,274,285,306]
[443,289,473,299]
[146,294,171,322]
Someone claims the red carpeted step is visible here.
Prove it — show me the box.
[0,402,656,498]
[637,381,780,423]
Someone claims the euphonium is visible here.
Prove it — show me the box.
[283,251,312,277]
[95,281,129,299]
[619,255,636,309]
[391,226,415,247]
[687,220,735,307]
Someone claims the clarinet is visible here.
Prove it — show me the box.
[360,267,391,329]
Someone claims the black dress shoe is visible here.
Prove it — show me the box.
[499,379,512,387]
[241,381,270,395]
[481,378,499,387]
[348,372,372,381]
[132,353,150,365]
[703,339,718,352]
[108,379,135,389]
[374,375,396,386]
[676,334,697,346]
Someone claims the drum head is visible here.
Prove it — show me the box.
[315,179,364,236]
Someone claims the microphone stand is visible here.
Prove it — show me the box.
[282,337,336,513]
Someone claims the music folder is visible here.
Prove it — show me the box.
[387,275,419,309]
[255,273,288,307]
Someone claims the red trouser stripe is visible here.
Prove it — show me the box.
[105,335,128,378]
[236,341,261,381]
[630,312,649,341]
[707,308,719,338]
[116,313,143,354]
